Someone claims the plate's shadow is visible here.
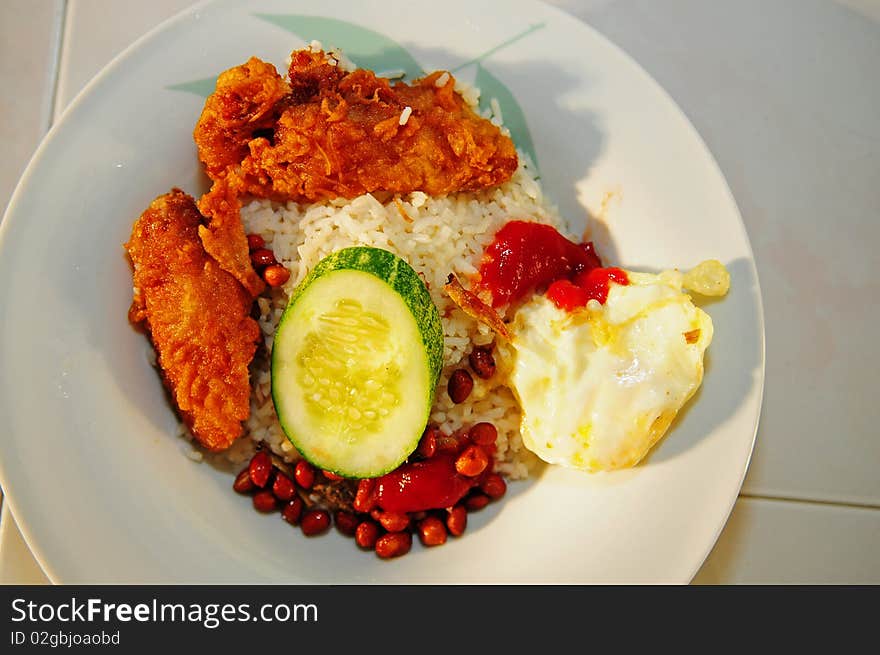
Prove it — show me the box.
[643,257,763,466]
[412,44,611,248]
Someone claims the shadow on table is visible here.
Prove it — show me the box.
[645,256,764,467]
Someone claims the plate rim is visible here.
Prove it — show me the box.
[0,0,766,584]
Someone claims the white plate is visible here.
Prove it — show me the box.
[0,0,764,583]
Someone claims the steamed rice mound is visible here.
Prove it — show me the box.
[226,157,562,479]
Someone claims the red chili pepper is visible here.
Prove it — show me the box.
[546,279,591,311]
[572,266,629,305]
[375,454,475,513]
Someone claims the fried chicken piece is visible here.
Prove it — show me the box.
[192,57,291,296]
[193,57,291,180]
[194,48,519,295]
[126,189,261,451]
[197,175,266,298]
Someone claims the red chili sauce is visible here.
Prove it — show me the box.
[475,219,629,311]
[375,454,473,513]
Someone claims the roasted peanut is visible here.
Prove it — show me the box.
[281,497,304,525]
[447,369,474,403]
[455,445,489,477]
[418,516,448,546]
[248,451,273,488]
[468,346,496,379]
[271,473,297,501]
[480,473,507,500]
[300,510,331,536]
[376,511,410,533]
[263,264,290,287]
[335,511,359,536]
[233,468,254,494]
[250,248,278,268]
[468,422,497,447]
[354,479,377,513]
[465,492,490,511]
[375,532,412,559]
[294,460,315,489]
[417,424,440,458]
[252,490,277,513]
[446,505,467,537]
[355,521,380,549]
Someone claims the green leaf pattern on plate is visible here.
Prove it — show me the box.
[475,63,538,168]
[166,15,540,167]
[166,77,218,98]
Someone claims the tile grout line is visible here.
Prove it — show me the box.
[44,0,69,132]
[740,492,880,511]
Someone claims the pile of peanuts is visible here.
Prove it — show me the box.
[233,420,507,559]
[232,344,508,559]
[247,233,290,287]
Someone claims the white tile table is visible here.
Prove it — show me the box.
[1,0,878,584]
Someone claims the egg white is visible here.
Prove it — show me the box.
[500,268,715,472]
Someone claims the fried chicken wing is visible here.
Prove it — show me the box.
[194,48,519,295]
[197,175,266,297]
[193,57,291,180]
[126,189,261,451]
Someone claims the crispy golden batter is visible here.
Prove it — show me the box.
[192,57,290,296]
[194,49,519,295]
[192,57,290,180]
[126,189,261,451]
[197,175,266,298]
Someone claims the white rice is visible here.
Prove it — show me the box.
[489,98,504,127]
[291,41,356,72]
[378,68,407,80]
[220,155,561,479]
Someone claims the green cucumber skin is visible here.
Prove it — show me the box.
[271,247,444,477]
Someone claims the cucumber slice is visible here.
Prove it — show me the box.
[271,247,443,478]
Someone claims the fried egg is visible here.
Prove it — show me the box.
[500,261,728,472]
